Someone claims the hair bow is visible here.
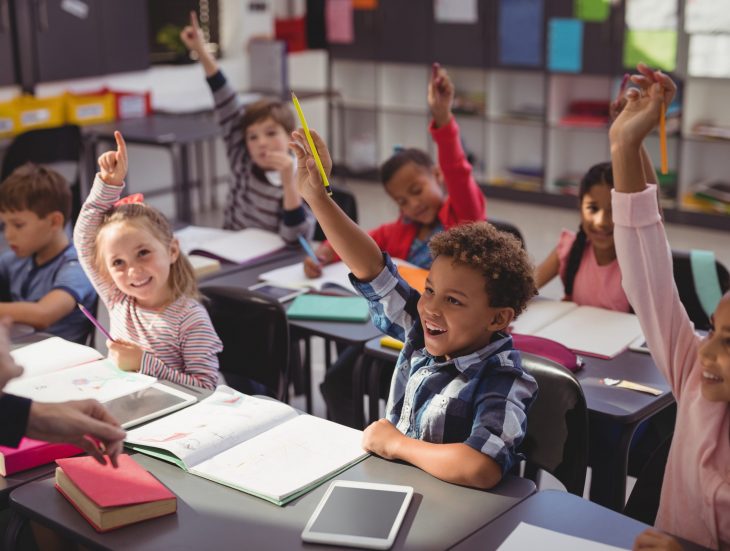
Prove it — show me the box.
[113,193,145,207]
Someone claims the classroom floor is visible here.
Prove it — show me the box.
[192,177,730,498]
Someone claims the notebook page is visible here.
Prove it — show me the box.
[4,359,155,403]
[259,261,354,292]
[125,387,297,468]
[535,306,643,359]
[10,337,103,380]
[190,228,286,264]
[174,226,236,255]
[510,300,578,335]
[497,523,629,551]
[191,415,367,502]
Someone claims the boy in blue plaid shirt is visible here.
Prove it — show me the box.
[291,130,538,489]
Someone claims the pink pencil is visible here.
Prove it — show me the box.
[77,303,114,342]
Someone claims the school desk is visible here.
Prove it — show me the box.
[8,451,535,551]
[450,490,711,551]
[360,337,674,513]
[83,113,220,223]
[200,251,383,413]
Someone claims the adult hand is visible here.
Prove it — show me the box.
[106,339,144,372]
[98,131,128,187]
[0,318,23,391]
[27,400,126,466]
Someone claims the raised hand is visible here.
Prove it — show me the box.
[428,62,455,128]
[609,71,675,150]
[180,11,206,55]
[98,131,128,186]
[289,128,333,202]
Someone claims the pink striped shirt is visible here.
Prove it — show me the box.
[74,177,222,390]
[613,185,729,550]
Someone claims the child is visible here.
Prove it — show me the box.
[180,12,314,242]
[534,162,631,312]
[291,129,537,489]
[74,132,222,390]
[304,63,485,277]
[610,67,729,550]
[0,164,96,343]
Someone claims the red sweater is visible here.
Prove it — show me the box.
[334,117,486,261]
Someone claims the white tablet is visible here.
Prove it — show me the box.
[302,480,413,550]
[104,383,197,428]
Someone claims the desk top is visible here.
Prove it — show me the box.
[83,114,220,145]
[450,490,710,551]
[201,252,383,345]
[11,454,535,551]
[363,338,674,425]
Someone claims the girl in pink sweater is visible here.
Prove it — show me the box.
[611,66,729,551]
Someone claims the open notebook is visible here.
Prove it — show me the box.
[258,259,429,294]
[6,337,156,403]
[510,300,643,359]
[125,386,368,506]
[175,226,286,265]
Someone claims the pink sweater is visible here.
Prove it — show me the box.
[613,185,730,550]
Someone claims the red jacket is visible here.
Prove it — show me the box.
[334,117,486,261]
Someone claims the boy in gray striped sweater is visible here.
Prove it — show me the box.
[181,12,314,243]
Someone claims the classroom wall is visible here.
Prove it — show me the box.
[0,0,330,219]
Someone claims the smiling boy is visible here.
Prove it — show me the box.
[0,163,96,343]
[291,130,538,489]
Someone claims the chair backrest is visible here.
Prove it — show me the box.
[313,187,358,242]
[489,219,526,249]
[517,352,589,496]
[623,432,673,525]
[0,125,84,221]
[200,285,290,402]
[672,249,730,331]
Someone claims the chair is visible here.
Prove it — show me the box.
[623,432,673,525]
[312,187,358,241]
[0,125,84,222]
[200,285,290,402]
[489,218,526,249]
[517,352,589,496]
[672,249,730,331]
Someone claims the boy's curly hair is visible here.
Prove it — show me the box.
[429,222,536,317]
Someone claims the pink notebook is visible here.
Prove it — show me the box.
[0,438,82,477]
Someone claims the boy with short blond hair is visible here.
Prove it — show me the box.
[0,163,96,343]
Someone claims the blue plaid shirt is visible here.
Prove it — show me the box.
[350,254,538,474]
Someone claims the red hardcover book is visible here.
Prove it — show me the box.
[0,439,82,477]
[55,454,176,532]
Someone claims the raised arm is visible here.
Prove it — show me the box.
[428,64,485,221]
[74,132,128,306]
[290,129,384,282]
[180,11,218,77]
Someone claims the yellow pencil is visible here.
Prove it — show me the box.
[291,92,332,196]
[659,102,668,175]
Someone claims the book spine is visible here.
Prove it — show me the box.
[4,443,82,476]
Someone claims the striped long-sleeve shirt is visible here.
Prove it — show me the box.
[74,177,222,390]
[350,254,538,474]
[207,70,315,243]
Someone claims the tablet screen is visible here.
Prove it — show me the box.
[309,485,409,539]
[104,385,195,428]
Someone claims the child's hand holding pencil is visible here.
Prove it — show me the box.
[290,127,333,203]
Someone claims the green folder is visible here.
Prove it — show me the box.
[286,294,370,322]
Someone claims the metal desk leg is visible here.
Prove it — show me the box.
[195,141,206,211]
[171,143,193,224]
[3,510,26,551]
[207,138,218,210]
[367,360,385,425]
[303,336,313,414]
[352,355,374,430]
